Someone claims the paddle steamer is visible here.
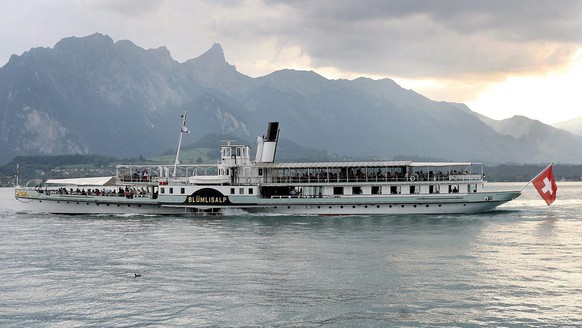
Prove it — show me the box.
[15,120,521,215]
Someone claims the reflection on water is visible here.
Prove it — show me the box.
[0,183,581,326]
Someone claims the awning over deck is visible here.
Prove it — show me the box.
[45,176,117,186]
[255,161,412,169]
[255,161,479,169]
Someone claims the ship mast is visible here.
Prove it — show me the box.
[173,109,189,177]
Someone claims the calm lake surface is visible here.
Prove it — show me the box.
[1,183,581,327]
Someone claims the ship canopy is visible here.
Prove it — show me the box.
[45,176,117,186]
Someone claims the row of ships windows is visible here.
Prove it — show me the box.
[158,185,469,195]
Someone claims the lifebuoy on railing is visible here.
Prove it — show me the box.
[410,175,416,182]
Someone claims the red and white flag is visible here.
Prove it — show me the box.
[532,164,557,206]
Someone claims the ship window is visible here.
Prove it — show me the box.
[248,188,253,195]
[352,186,362,195]
[410,186,417,194]
[161,187,165,194]
[169,187,174,194]
[390,186,399,194]
[371,186,380,194]
[239,188,244,195]
[333,187,344,195]
[230,188,235,194]
[181,188,185,194]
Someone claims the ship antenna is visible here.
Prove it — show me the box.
[173,109,190,177]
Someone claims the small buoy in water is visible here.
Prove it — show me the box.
[134,273,141,278]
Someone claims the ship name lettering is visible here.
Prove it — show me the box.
[188,195,228,204]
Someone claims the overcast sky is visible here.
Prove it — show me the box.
[2,0,582,124]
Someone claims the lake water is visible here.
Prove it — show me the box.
[1,183,581,327]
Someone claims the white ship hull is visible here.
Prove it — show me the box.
[15,188,519,216]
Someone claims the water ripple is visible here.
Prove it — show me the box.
[1,184,582,326]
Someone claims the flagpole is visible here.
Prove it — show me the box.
[520,163,553,191]
[15,163,19,187]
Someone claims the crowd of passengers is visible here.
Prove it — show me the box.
[278,169,473,183]
[118,169,151,182]
[54,187,149,198]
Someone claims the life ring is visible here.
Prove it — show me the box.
[410,176,416,182]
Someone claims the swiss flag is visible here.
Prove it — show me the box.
[532,164,557,206]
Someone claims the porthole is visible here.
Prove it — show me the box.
[426,205,429,208]
[377,205,380,208]
[287,206,291,209]
[401,205,404,208]
[413,205,417,208]
[352,205,356,208]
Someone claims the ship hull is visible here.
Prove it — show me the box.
[15,189,520,216]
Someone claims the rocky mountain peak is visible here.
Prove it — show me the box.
[54,33,115,53]
[196,43,226,63]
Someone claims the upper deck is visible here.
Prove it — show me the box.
[256,161,483,184]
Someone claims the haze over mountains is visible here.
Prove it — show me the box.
[1,33,582,165]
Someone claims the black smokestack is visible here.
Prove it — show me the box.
[266,122,279,142]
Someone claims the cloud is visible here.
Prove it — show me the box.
[2,0,581,123]
[79,0,165,17]
[245,0,582,80]
[4,0,582,82]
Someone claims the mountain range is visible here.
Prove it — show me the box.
[1,33,582,165]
